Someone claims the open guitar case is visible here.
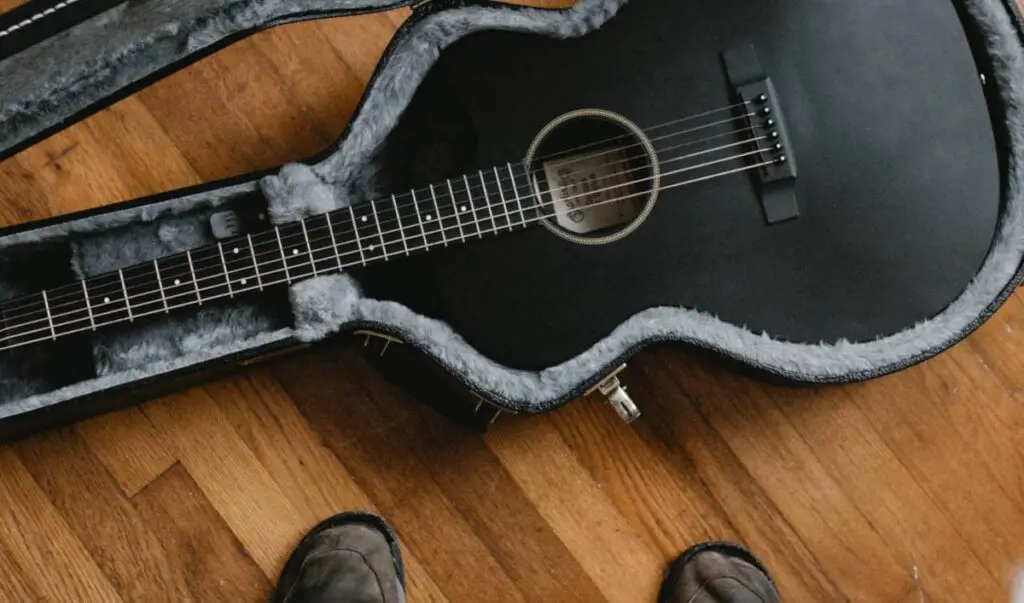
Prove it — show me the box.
[2,0,1024,440]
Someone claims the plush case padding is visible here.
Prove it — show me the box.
[1,0,1023,422]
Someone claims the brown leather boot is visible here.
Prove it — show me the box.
[272,512,406,603]
[658,541,782,603]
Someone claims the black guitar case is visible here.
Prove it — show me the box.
[1,0,1023,440]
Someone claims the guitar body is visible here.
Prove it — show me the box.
[362,0,1001,370]
[2,0,1022,439]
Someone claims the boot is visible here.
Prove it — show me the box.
[272,512,406,603]
[658,541,782,603]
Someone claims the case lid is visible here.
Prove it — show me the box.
[0,0,414,160]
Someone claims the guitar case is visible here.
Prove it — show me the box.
[1,0,1024,440]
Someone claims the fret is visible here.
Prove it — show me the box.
[1,294,55,348]
[349,207,367,266]
[219,238,255,291]
[410,189,430,250]
[370,200,389,261]
[280,222,317,281]
[41,290,56,339]
[158,254,201,308]
[153,259,170,312]
[392,194,410,255]
[82,280,97,329]
[185,250,203,304]
[118,269,134,321]
[247,234,264,290]
[217,243,235,297]
[299,219,318,276]
[274,227,292,283]
[328,211,362,270]
[126,261,165,316]
[303,214,339,275]
[463,174,484,239]
[506,162,528,227]
[477,170,500,235]
[510,162,542,224]
[493,166,515,232]
[325,212,345,270]
[83,273,132,326]
[480,169,516,234]
[428,184,449,247]
[446,179,468,242]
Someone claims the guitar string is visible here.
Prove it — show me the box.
[0,113,769,316]
[0,157,781,352]
[1,132,775,327]
[1,128,773,321]
[0,101,764,318]
[0,151,785,346]
[528,100,754,163]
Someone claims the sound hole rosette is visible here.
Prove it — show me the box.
[523,108,661,246]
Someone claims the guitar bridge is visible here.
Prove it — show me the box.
[722,43,799,224]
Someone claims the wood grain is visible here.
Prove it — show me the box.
[2,2,1024,602]
[76,408,177,497]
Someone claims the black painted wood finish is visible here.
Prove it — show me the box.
[386,0,1002,370]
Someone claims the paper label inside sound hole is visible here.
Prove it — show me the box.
[543,146,641,235]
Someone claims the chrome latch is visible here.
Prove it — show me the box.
[586,365,640,424]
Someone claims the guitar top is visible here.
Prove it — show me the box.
[363,0,1002,370]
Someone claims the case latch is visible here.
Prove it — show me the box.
[587,364,640,424]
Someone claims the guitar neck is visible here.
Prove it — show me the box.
[0,162,539,353]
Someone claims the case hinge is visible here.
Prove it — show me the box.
[586,364,640,424]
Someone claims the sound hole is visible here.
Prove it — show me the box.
[526,110,659,245]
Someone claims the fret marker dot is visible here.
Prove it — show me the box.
[426,214,433,221]
[241,279,248,285]
[174,279,181,286]
[460,206,467,212]
[292,249,299,255]
[369,245,376,251]
[233,247,240,254]
[103,297,110,304]
[361,216,368,223]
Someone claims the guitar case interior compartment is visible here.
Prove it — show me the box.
[2,0,1024,440]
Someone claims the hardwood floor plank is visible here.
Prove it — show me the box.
[0,154,53,225]
[672,358,917,602]
[548,398,738,557]
[336,354,610,603]
[79,96,204,197]
[6,127,138,217]
[133,463,272,602]
[0,537,42,603]
[141,388,307,579]
[76,408,177,497]
[251,23,364,144]
[843,348,1024,595]
[13,428,192,602]
[273,346,530,603]
[711,368,1003,603]
[0,447,123,602]
[314,13,404,84]
[640,351,882,602]
[207,370,450,603]
[965,292,1024,395]
[487,416,663,603]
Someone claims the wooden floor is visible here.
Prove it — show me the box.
[3,3,1024,601]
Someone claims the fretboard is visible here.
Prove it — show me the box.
[0,162,539,353]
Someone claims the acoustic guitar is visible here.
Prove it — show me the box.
[0,0,1004,378]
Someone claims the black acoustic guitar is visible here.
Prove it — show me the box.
[0,0,1003,374]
